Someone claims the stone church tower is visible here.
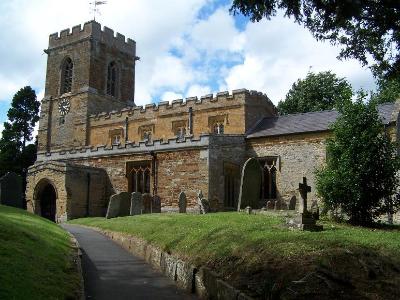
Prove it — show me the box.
[38,21,137,152]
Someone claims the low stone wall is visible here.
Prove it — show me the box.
[96,228,253,300]
[66,231,85,300]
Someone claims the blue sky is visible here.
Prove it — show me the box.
[0,0,376,135]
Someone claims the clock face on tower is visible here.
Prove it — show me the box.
[58,98,70,116]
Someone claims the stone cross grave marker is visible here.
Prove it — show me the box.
[179,191,187,213]
[237,158,262,210]
[130,192,143,215]
[106,192,131,219]
[299,177,311,214]
[0,172,23,208]
[286,177,323,231]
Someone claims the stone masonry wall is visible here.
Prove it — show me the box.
[71,148,209,212]
[26,162,68,222]
[247,132,329,207]
[208,135,247,210]
[156,149,209,212]
[88,90,276,147]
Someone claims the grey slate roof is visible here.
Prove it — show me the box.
[246,103,396,138]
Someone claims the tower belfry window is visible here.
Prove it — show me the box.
[61,58,73,94]
[107,62,117,97]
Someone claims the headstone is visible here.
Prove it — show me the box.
[152,195,161,213]
[288,196,296,210]
[237,158,262,210]
[310,200,320,220]
[245,206,252,214]
[197,190,210,214]
[130,192,143,215]
[286,177,323,231]
[179,192,187,213]
[0,172,23,208]
[105,192,131,219]
[266,200,274,210]
[274,200,282,210]
[142,193,152,213]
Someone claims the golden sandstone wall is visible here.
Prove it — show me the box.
[88,90,276,147]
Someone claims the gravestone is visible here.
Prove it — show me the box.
[237,158,262,210]
[130,192,143,215]
[152,195,161,213]
[105,192,131,219]
[311,200,320,220]
[274,200,282,210]
[142,193,152,213]
[244,206,252,214]
[179,192,187,213]
[266,200,274,210]
[197,190,210,214]
[286,177,323,231]
[288,196,296,210]
[0,172,23,208]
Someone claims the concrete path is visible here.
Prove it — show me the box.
[63,224,196,300]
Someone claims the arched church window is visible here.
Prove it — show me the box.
[128,162,151,194]
[107,61,117,97]
[261,158,278,200]
[61,57,73,94]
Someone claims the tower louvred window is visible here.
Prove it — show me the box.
[107,61,117,96]
[62,58,73,93]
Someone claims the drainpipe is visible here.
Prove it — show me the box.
[150,151,157,196]
[125,116,129,142]
[188,107,193,135]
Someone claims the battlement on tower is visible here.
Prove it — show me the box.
[48,21,136,55]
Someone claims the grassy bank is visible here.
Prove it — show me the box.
[70,212,400,299]
[0,205,81,299]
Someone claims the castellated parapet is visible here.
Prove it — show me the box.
[89,89,275,123]
[48,20,136,55]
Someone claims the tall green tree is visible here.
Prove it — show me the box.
[369,78,400,105]
[277,71,352,115]
[0,86,40,176]
[230,1,400,79]
[315,98,400,226]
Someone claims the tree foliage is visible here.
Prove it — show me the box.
[230,0,400,80]
[315,99,400,226]
[369,78,400,105]
[277,71,352,114]
[0,86,39,176]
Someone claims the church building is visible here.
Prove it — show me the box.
[25,21,400,222]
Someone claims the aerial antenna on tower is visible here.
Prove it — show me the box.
[90,1,107,21]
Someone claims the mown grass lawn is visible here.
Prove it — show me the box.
[0,205,81,300]
[70,212,400,299]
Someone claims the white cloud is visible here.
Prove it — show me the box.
[186,84,212,98]
[161,91,183,103]
[222,16,376,103]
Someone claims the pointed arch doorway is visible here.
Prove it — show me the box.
[34,179,57,222]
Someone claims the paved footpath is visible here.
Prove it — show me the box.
[63,224,196,300]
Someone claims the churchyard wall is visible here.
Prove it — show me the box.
[247,132,329,208]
